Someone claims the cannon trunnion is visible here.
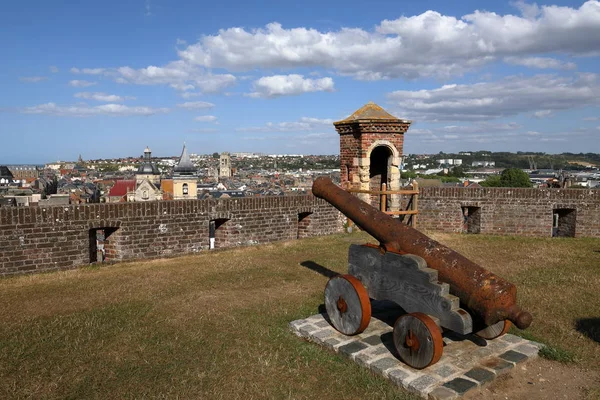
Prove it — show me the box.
[314,177,530,369]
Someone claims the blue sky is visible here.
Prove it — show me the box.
[1,0,599,163]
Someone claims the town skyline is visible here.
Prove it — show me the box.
[2,0,599,164]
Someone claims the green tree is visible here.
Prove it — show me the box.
[212,152,219,159]
[481,168,532,187]
[447,166,466,177]
[499,168,532,187]
[480,175,501,187]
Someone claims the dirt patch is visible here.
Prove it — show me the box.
[463,358,599,400]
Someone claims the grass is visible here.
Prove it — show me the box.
[1,231,599,399]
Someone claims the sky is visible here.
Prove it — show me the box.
[1,0,599,164]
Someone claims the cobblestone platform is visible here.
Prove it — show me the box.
[289,303,542,399]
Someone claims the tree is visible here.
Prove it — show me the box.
[481,168,532,187]
[499,168,532,187]
[212,152,219,159]
[480,175,501,187]
[447,166,466,177]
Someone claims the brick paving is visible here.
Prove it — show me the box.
[289,304,542,399]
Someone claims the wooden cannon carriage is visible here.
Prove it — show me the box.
[312,177,532,369]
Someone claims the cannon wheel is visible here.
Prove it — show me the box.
[393,312,443,369]
[324,274,371,335]
[475,320,512,340]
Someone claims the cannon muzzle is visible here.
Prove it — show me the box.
[312,176,532,330]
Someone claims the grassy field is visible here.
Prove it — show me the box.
[0,232,599,399]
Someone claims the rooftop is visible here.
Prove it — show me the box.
[334,101,410,124]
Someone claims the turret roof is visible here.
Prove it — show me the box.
[334,101,410,124]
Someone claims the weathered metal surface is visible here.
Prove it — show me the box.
[312,176,532,330]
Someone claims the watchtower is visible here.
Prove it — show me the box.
[334,102,411,208]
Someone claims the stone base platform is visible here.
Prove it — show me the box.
[289,302,542,399]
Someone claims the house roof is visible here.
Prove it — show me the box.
[0,166,14,179]
[334,101,409,124]
[108,180,136,197]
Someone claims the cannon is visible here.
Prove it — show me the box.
[312,177,532,369]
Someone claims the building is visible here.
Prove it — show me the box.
[167,144,198,200]
[335,101,411,209]
[219,152,232,178]
[437,159,463,166]
[131,147,162,202]
[472,161,496,167]
[7,165,39,181]
[107,180,136,202]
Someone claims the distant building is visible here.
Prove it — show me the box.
[219,152,232,178]
[472,160,496,167]
[132,147,161,202]
[107,180,136,202]
[167,144,198,200]
[7,165,39,180]
[437,159,463,166]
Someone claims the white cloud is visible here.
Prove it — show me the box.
[583,116,599,121]
[71,60,236,94]
[298,117,335,125]
[388,73,600,121]
[69,80,97,88]
[247,74,334,98]
[194,115,217,122]
[70,67,107,75]
[49,66,59,73]
[74,92,135,102]
[176,101,215,110]
[177,1,600,80]
[504,56,576,70]
[187,128,218,133]
[180,92,203,99]
[20,103,168,117]
[436,122,522,134]
[170,83,195,91]
[115,61,236,93]
[533,110,554,118]
[236,117,336,132]
[19,76,47,83]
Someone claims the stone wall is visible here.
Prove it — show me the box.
[417,187,600,237]
[0,196,342,276]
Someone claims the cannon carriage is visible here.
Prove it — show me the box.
[312,177,532,369]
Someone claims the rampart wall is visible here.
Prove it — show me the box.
[2,188,599,277]
[0,196,342,276]
[417,187,600,237]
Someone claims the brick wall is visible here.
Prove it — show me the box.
[417,187,600,237]
[0,196,342,276]
[3,188,599,277]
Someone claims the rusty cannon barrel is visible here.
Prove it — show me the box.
[312,176,532,330]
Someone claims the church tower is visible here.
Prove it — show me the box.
[173,144,197,199]
[219,152,231,178]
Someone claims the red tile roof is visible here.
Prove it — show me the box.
[108,180,136,197]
